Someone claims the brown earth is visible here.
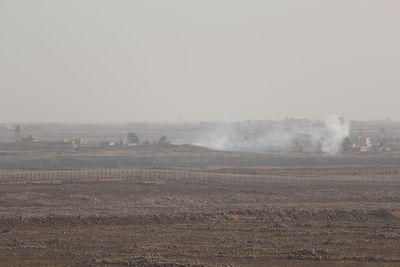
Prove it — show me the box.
[0,166,400,266]
[1,143,400,169]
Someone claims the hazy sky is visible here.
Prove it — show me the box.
[1,1,399,122]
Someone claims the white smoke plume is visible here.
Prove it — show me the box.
[186,115,349,155]
[321,115,350,155]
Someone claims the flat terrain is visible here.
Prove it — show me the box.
[1,166,400,266]
[1,122,400,266]
[2,144,400,169]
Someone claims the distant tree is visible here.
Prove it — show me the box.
[158,135,168,145]
[127,132,139,144]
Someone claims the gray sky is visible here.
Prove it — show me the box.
[1,1,399,123]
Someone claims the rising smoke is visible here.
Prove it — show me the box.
[190,115,349,155]
[321,115,350,155]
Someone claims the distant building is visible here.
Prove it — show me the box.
[63,138,88,147]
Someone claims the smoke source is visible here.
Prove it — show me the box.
[321,115,350,155]
[189,115,349,155]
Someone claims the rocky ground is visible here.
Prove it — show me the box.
[0,166,399,266]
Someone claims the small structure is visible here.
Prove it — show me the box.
[63,138,88,147]
[359,137,374,152]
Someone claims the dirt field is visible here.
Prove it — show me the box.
[0,166,400,266]
[3,143,400,170]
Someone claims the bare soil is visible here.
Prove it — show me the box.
[0,166,400,266]
[1,144,400,170]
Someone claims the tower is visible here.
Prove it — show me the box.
[15,125,22,143]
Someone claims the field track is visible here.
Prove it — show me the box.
[1,168,399,184]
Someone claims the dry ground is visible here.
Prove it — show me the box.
[0,166,400,266]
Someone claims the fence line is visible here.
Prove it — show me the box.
[0,169,399,185]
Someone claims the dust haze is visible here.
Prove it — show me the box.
[1,2,400,266]
[1,1,400,122]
